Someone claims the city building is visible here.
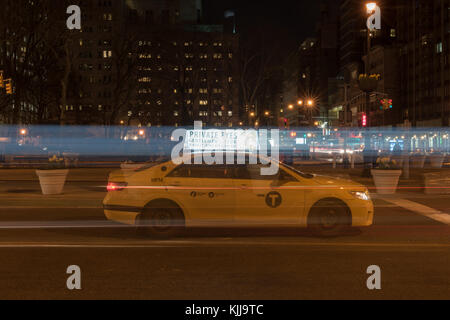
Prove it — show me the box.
[128,1,240,127]
[397,0,450,127]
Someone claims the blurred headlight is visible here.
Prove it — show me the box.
[349,191,370,201]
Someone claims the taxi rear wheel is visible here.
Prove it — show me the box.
[137,206,185,238]
[307,199,351,237]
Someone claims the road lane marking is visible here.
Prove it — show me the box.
[0,241,448,249]
[384,198,450,225]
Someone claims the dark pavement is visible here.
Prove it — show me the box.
[0,202,448,300]
[0,172,449,299]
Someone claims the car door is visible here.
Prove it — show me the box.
[232,163,305,226]
[164,163,235,226]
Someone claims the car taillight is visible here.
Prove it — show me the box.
[107,182,128,191]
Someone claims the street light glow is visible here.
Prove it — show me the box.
[288,104,294,110]
[366,2,376,13]
[307,99,314,106]
[297,100,303,106]
[20,129,27,135]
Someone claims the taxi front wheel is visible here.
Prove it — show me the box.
[307,199,351,237]
[137,206,185,238]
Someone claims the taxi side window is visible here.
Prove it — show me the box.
[233,165,297,181]
[166,165,191,178]
[166,164,231,179]
[233,164,274,180]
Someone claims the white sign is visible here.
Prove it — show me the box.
[185,128,258,151]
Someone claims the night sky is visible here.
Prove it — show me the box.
[203,0,320,49]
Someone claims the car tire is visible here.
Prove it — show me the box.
[137,206,185,238]
[307,199,351,237]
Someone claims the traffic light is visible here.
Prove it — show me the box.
[380,98,393,110]
[5,79,12,95]
[362,114,367,127]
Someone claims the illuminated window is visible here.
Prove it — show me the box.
[199,100,208,105]
[390,29,396,38]
[103,50,112,58]
[138,77,151,82]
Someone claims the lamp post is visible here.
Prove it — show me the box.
[362,2,378,176]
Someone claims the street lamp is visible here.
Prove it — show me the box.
[366,2,377,13]
[288,104,294,110]
[307,99,314,107]
[297,100,303,106]
[20,129,27,135]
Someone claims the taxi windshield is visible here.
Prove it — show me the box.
[280,163,314,179]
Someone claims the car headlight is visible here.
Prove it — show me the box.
[349,191,370,201]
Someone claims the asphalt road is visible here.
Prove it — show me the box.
[0,199,448,300]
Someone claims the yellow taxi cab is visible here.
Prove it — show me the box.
[103,154,374,237]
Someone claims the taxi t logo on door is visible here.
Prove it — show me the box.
[265,192,282,208]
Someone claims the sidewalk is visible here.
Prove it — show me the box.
[0,168,113,182]
[0,184,106,209]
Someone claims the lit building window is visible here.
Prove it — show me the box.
[390,29,396,38]
[199,100,208,105]
[138,77,151,82]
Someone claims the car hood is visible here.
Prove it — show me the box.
[310,175,366,189]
